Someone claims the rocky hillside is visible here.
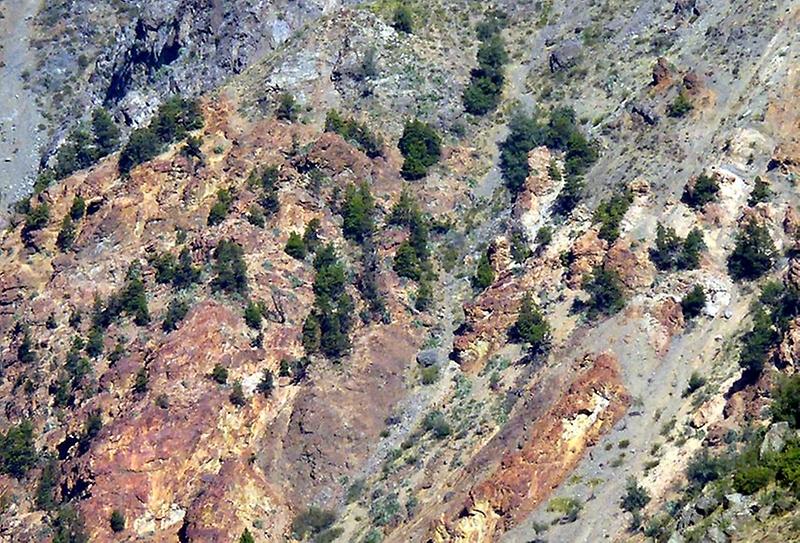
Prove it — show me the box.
[1,1,799,543]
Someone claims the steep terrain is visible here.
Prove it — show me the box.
[1,1,800,543]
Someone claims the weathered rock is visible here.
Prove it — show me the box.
[567,229,608,288]
[632,102,660,125]
[417,349,440,367]
[652,56,671,86]
[760,421,791,458]
[696,494,720,515]
[778,317,800,373]
[549,40,583,72]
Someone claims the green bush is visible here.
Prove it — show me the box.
[291,507,336,539]
[119,97,202,174]
[276,93,299,121]
[728,219,776,281]
[620,477,650,513]
[593,188,633,242]
[738,308,778,377]
[511,293,551,353]
[748,176,772,206]
[683,371,707,397]
[56,216,77,251]
[650,224,705,271]
[257,369,274,397]
[212,240,248,295]
[394,241,422,281]
[681,173,719,209]
[422,410,451,439]
[463,26,508,115]
[398,120,442,180]
[420,365,439,385]
[733,465,774,495]
[211,363,228,384]
[69,195,86,221]
[162,298,190,332]
[392,5,413,33]
[244,300,263,329]
[110,509,125,533]
[207,188,234,226]
[239,529,255,543]
[667,91,693,118]
[681,285,707,319]
[341,182,375,243]
[584,266,625,318]
[0,420,37,478]
[229,380,246,407]
[772,375,800,429]
[472,251,495,290]
[22,202,50,238]
[325,110,383,157]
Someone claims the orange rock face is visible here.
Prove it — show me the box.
[433,353,629,541]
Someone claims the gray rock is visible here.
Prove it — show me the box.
[677,507,702,530]
[760,421,790,458]
[416,349,439,367]
[695,494,720,515]
[723,493,746,510]
[667,533,686,543]
[702,525,728,543]
[632,103,660,125]
[548,39,583,72]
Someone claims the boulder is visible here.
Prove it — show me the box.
[652,57,671,86]
[778,318,800,373]
[416,349,439,367]
[695,494,720,515]
[760,421,790,458]
[632,103,660,125]
[549,40,583,72]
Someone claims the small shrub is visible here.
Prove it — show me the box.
[681,173,719,209]
[257,369,274,397]
[211,364,228,384]
[392,5,413,33]
[748,176,772,206]
[244,300,263,330]
[667,91,693,118]
[420,365,439,385]
[212,240,248,295]
[511,293,551,353]
[229,380,246,407]
[681,285,707,319]
[733,465,774,495]
[620,478,650,513]
[110,509,125,533]
[772,374,800,429]
[162,298,190,332]
[276,93,299,121]
[291,507,336,539]
[683,371,707,397]
[285,232,307,260]
[0,420,37,478]
[472,251,495,290]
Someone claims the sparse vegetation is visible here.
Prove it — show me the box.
[0,420,37,478]
[667,91,693,118]
[119,97,203,174]
[325,110,383,157]
[472,250,494,290]
[593,188,633,242]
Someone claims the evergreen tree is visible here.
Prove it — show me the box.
[92,109,120,157]
[392,5,413,33]
[341,182,375,244]
[584,266,625,318]
[257,369,275,397]
[472,251,494,290]
[212,240,248,295]
[398,120,442,180]
[681,285,707,319]
[511,293,551,353]
[728,220,776,281]
[284,231,307,259]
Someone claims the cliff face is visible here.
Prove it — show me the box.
[1,1,800,542]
